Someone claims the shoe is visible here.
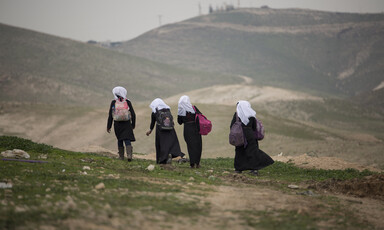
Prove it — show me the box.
[190,164,195,168]
[118,147,124,160]
[196,164,200,168]
[234,170,242,174]
[166,154,172,164]
[126,145,133,162]
[178,157,189,164]
[249,170,258,176]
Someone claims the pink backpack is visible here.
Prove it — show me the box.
[193,106,212,135]
[112,99,131,121]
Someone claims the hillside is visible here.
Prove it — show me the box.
[0,23,236,105]
[112,8,384,106]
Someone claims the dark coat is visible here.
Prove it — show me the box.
[107,99,136,141]
[230,112,274,171]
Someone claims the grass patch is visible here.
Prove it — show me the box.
[0,136,379,229]
[261,161,373,182]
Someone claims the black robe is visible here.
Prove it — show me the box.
[150,111,184,164]
[177,106,202,166]
[107,99,136,141]
[230,113,274,171]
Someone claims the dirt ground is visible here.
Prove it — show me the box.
[53,168,384,230]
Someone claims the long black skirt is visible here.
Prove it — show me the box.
[155,126,184,164]
[183,122,202,165]
[114,120,135,141]
[234,127,274,171]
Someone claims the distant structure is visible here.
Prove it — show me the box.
[86,40,122,48]
[209,2,236,14]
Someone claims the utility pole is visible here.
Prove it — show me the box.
[158,15,162,26]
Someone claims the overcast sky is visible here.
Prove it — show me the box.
[1,0,383,42]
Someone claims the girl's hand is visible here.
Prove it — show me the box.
[146,130,152,136]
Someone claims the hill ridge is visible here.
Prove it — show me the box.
[112,8,384,108]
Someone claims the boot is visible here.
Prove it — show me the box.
[166,154,172,164]
[118,147,124,160]
[126,145,133,162]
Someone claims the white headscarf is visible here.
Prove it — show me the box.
[178,95,195,116]
[112,86,127,100]
[236,100,256,125]
[149,98,170,113]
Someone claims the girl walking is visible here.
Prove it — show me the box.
[230,100,274,175]
[146,98,184,164]
[107,86,136,161]
[177,95,203,168]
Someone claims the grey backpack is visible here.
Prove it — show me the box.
[229,115,245,147]
[156,108,174,130]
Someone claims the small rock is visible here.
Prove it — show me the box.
[208,175,215,180]
[62,169,66,173]
[189,177,195,181]
[83,166,91,170]
[38,154,47,159]
[146,164,155,171]
[95,182,105,190]
[1,149,30,159]
[288,184,299,189]
[200,182,206,185]
[15,206,27,212]
[278,152,283,156]
[0,182,12,189]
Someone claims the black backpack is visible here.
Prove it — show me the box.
[156,108,174,130]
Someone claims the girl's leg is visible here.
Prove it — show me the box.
[117,140,124,160]
[124,139,133,162]
[124,139,131,147]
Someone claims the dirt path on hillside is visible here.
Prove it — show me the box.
[94,149,382,173]
[165,84,322,105]
[60,172,384,230]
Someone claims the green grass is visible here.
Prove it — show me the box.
[0,136,379,229]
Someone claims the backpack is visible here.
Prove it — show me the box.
[156,108,174,130]
[193,106,212,135]
[254,118,265,140]
[229,115,245,147]
[112,99,131,121]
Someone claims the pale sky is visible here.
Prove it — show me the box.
[0,0,383,42]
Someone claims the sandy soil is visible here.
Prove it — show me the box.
[165,83,322,106]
